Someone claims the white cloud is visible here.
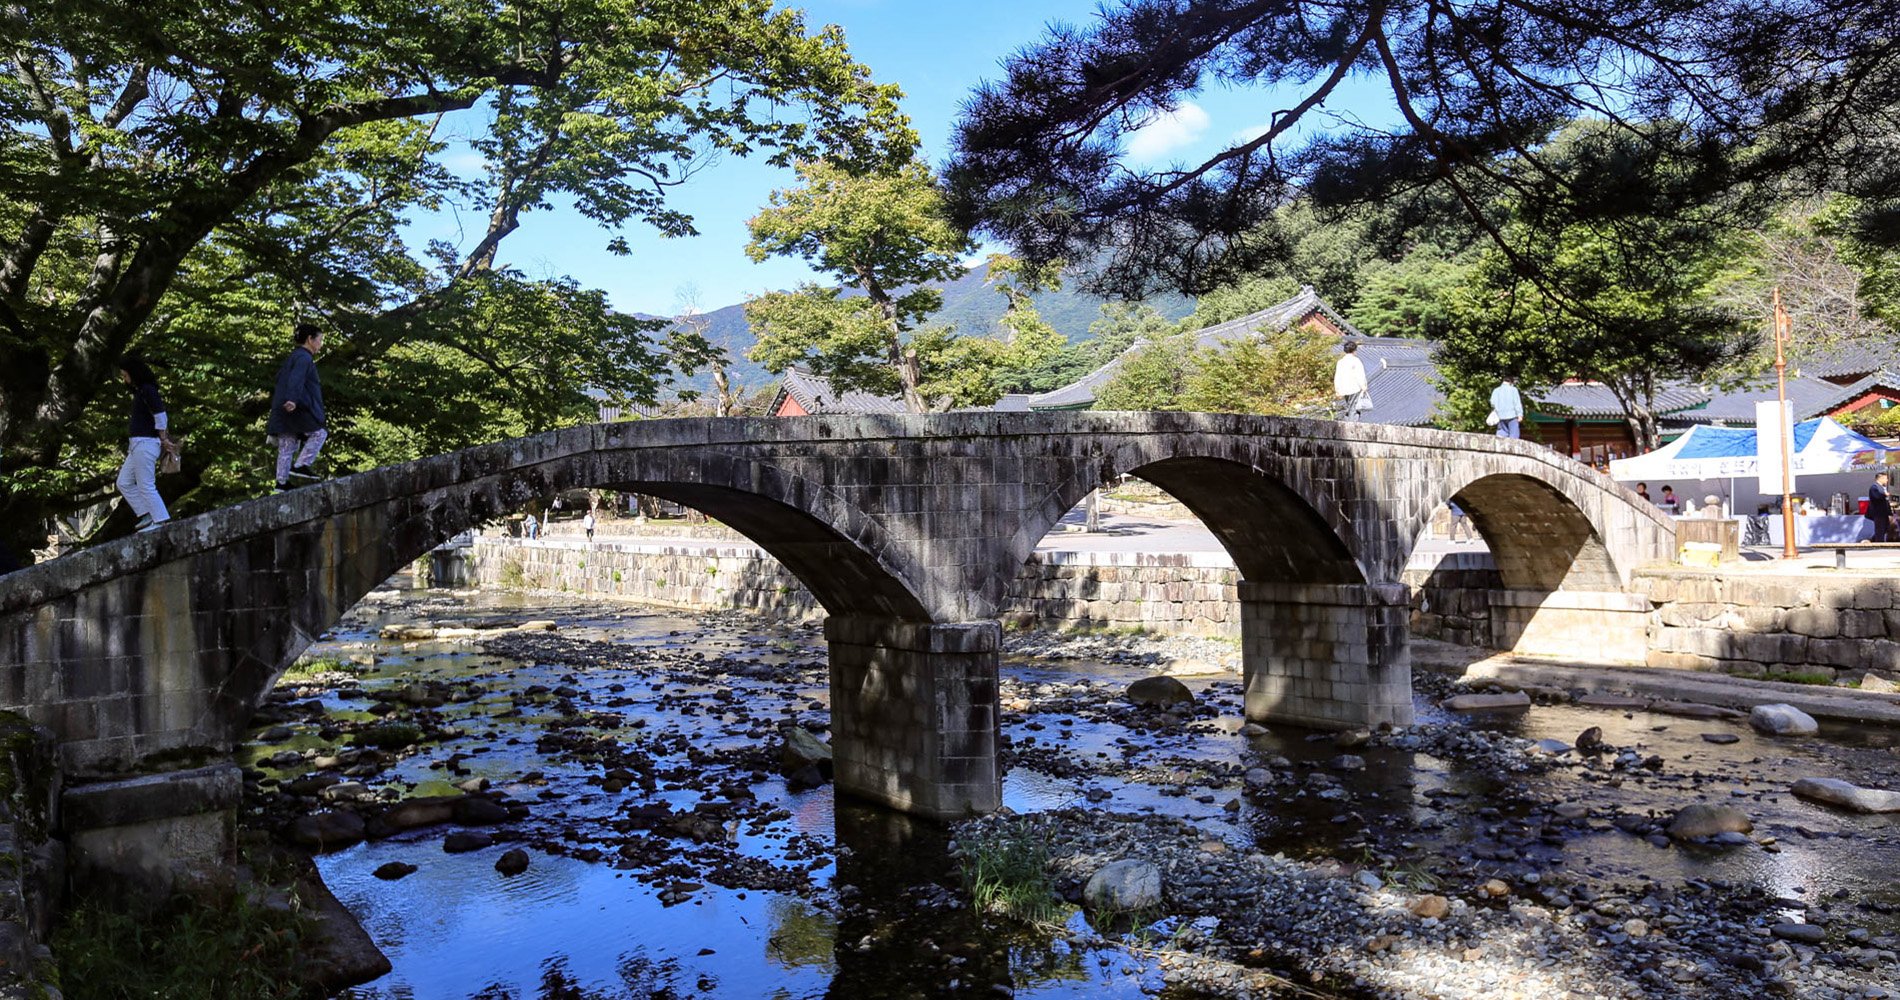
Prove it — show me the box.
[1231,121,1272,145]
[1125,103,1211,164]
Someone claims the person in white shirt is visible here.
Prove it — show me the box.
[1333,341,1370,421]
[1489,377,1525,439]
[582,509,597,542]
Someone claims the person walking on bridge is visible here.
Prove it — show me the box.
[1489,377,1524,439]
[268,324,328,493]
[116,355,180,532]
[1333,341,1371,421]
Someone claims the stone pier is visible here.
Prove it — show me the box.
[824,617,1002,820]
[1240,582,1415,730]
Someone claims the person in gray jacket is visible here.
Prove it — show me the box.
[267,324,327,492]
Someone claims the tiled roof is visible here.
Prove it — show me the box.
[1025,286,1367,410]
[1792,339,1900,380]
[1530,382,1710,419]
[775,369,909,415]
[1355,339,1442,426]
[1673,371,1900,425]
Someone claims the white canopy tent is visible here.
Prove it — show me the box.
[1609,417,1899,483]
[1609,418,1899,525]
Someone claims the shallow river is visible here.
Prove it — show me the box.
[247,592,1900,1000]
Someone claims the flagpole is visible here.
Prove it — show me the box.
[1774,288,1798,560]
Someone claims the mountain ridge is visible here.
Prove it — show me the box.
[639,260,1194,396]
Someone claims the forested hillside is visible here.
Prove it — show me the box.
[652,259,1194,397]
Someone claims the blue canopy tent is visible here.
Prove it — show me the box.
[1609,418,1900,482]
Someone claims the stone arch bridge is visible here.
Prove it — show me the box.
[0,412,1672,847]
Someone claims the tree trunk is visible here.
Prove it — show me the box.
[713,366,734,417]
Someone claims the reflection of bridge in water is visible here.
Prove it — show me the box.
[0,412,1672,883]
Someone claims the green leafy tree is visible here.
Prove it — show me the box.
[1180,330,1333,416]
[0,0,906,561]
[1436,127,1758,451]
[744,159,979,411]
[1092,333,1199,411]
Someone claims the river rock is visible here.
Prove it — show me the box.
[1083,859,1163,913]
[443,831,493,853]
[1666,804,1753,840]
[1441,692,1531,711]
[1126,676,1193,708]
[1575,726,1605,751]
[288,810,366,851]
[1750,703,1818,736]
[1859,673,1900,694]
[1239,723,1269,737]
[382,797,457,830]
[518,620,558,631]
[1791,777,1900,813]
[1701,733,1741,744]
[319,781,368,802]
[1328,754,1366,771]
[379,624,436,640]
[780,726,834,776]
[1333,729,1371,749]
[495,849,531,875]
[283,773,342,797]
[371,862,417,880]
[1530,739,1571,755]
[453,796,512,825]
[1771,923,1826,944]
[1410,895,1449,919]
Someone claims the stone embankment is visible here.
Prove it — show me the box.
[471,537,1900,686]
[1632,569,1900,680]
[470,536,1243,637]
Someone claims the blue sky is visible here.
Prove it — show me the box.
[409,1,1392,317]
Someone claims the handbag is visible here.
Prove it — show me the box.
[158,439,183,475]
[1484,409,1500,426]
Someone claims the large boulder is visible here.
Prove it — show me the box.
[287,810,367,851]
[1666,804,1753,840]
[779,726,834,777]
[1750,704,1819,737]
[381,797,457,830]
[1791,778,1900,813]
[1083,859,1164,913]
[1126,676,1194,709]
[453,796,512,825]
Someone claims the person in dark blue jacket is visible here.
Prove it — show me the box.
[116,355,179,531]
[267,324,327,492]
[1869,472,1893,542]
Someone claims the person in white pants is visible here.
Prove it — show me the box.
[117,356,179,531]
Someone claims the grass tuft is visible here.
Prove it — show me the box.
[958,825,1064,926]
[54,889,315,1000]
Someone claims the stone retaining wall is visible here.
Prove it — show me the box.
[1630,570,1900,680]
[469,537,1242,636]
[475,541,1900,675]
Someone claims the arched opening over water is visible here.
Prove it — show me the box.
[1435,472,1621,593]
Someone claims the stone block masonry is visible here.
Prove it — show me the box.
[470,537,1242,637]
[1632,570,1900,679]
[825,617,1000,819]
[1239,582,1415,730]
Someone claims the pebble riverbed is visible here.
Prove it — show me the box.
[241,590,1900,1000]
